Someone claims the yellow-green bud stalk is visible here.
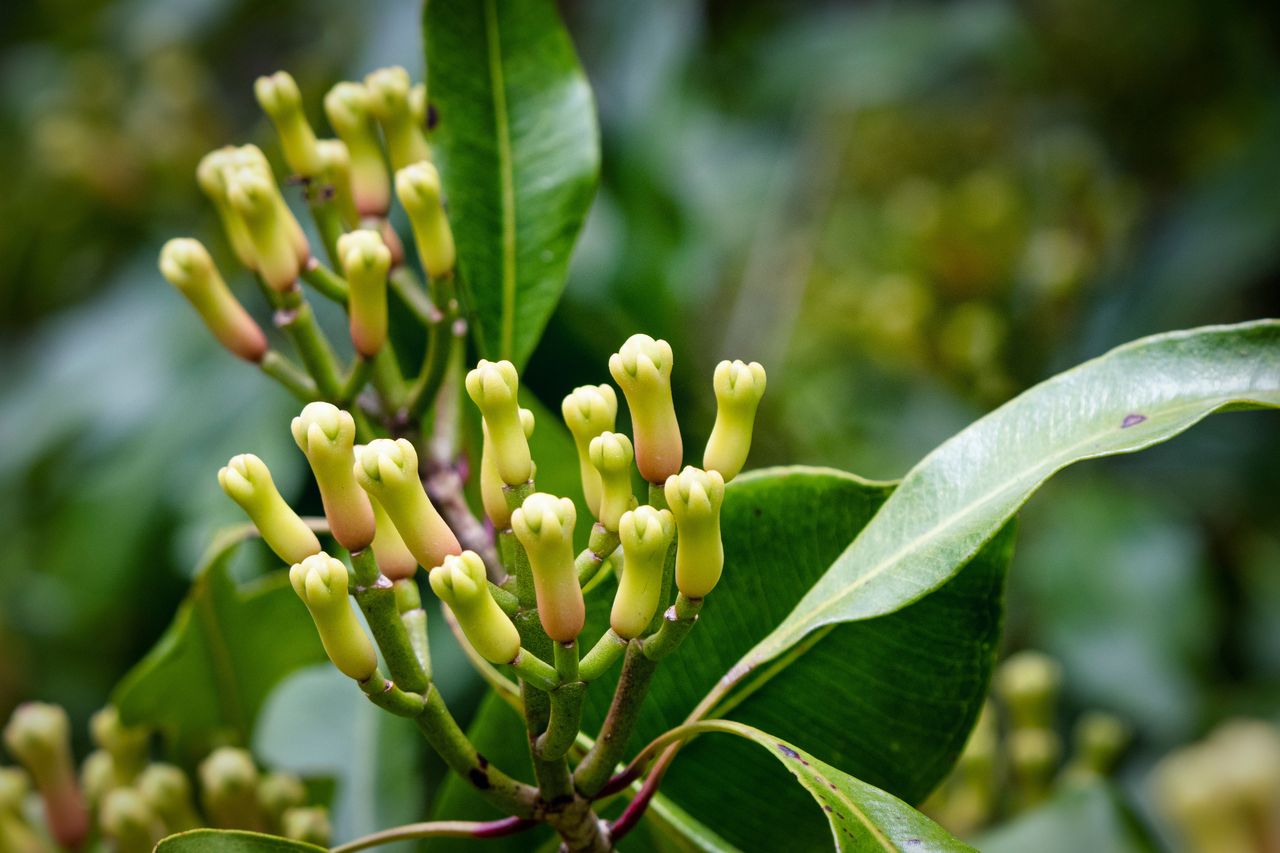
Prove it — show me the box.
[511,493,584,643]
[336,229,391,358]
[226,167,310,290]
[703,360,766,482]
[0,767,43,853]
[290,553,378,681]
[589,432,636,532]
[561,384,618,518]
[1008,727,1061,810]
[353,439,461,569]
[323,82,390,217]
[218,453,321,565]
[136,763,200,833]
[198,748,264,831]
[291,403,376,551]
[100,788,165,853]
[396,161,456,279]
[465,360,532,486]
[1062,711,1130,784]
[81,749,116,809]
[196,146,257,269]
[609,334,682,483]
[664,466,726,598]
[370,500,419,581]
[316,138,360,227]
[254,71,322,178]
[282,806,332,846]
[88,706,148,783]
[257,772,306,831]
[611,506,675,639]
[159,238,268,362]
[994,651,1062,731]
[429,551,521,664]
[481,408,535,529]
[364,67,430,171]
[2,703,89,848]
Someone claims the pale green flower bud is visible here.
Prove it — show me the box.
[703,360,766,482]
[430,551,521,664]
[226,167,310,290]
[465,360,532,486]
[0,768,43,853]
[81,749,116,809]
[159,238,267,362]
[994,651,1061,731]
[396,161,456,279]
[370,500,419,581]
[0,765,29,810]
[196,146,257,269]
[316,138,360,227]
[1008,727,1061,808]
[609,334,682,483]
[409,82,428,127]
[291,403,376,551]
[364,67,430,171]
[481,408,535,529]
[3,703,88,847]
[561,384,618,518]
[136,763,200,833]
[282,806,331,846]
[198,747,264,831]
[218,453,321,565]
[1063,711,1130,783]
[511,493,583,642]
[337,229,391,358]
[354,439,461,569]
[611,506,675,639]
[290,553,378,681]
[101,788,165,853]
[88,706,148,782]
[589,432,636,532]
[257,771,306,829]
[664,467,725,598]
[254,71,322,178]
[324,82,390,217]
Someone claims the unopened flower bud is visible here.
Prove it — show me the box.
[3,703,89,848]
[561,384,618,517]
[610,335,682,483]
[196,147,258,269]
[317,138,360,226]
[101,788,165,853]
[198,747,264,831]
[703,360,766,482]
[81,749,116,809]
[88,706,148,782]
[364,67,430,171]
[255,71,322,178]
[1008,727,1061,808]
[290,553,378,681]
[611,506,675,639]
[218,454,321,565]
[1063,711,1130,783]
[430,551,521,664]
[511,494,583,642]
[291,403,375,551]
[481,408,535,529]
[370,501,419,581]
[159,238,267,362]
[137,763,200,833]
[409,82,428,127]
[589,432,636,532]
[324,82,390,217]
[664,467,725,598]
[0,768,42,853]
[257,771,306,829]
[226,166,310,290]
[396,161,456,278]
[353,439,461,569]
[337,230,391,358]
[994,651,1061,731]
[465,360,532,486]
[282,806,332,846]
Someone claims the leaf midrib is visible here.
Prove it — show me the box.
[483,0,517,360]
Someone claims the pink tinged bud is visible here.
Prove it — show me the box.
[429,551,521,664]
[159,238,267,362]
[353,439,461,569]
[2,703,89,848]
[324,82,390,218]
[317,138,360,227]
[561,384,618,518]
[218,453,322,564]
[370,500,419,581]
[336,230,391,358]
[611,506,675,639]
[703,360,766,482]
[481,408,535,529]
[396,161,456,279]
[364,67,430,171]
[291,403,376,552]
[464,360,532,486]
[226,167,309,291]
[664,466,726,598]
[511,493,584,643]
[609,334,682,483]
[254,70,322,178]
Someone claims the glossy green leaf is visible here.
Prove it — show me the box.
[731,321,1280,696]
[425,0,600,367]
[978,782,1157,853]
[112,528,325,756]
[652,720,975,852]
[157,829,325,852]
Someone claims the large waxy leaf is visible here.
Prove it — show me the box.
[113,528,325,756]
[425,0,600,367]
[157,830,324,852]
[729,321,1280,699]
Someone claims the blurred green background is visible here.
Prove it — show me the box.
[1,0,1278,846]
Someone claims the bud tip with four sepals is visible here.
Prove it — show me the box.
[609,334,682,483]
[664,466,726,598]
[353,438,461,570]
[465,360,533,487]
[562,384,618,517]
[511,493,584,643]
[429,551,521,664]
[396,161,456,278]
[159,238,268,362]
[289,552,378,681]
[611,506,676,639]
[703,359,766,482]
[589,431,636,532]
[219,453,322,565]
[254,70,321,177]
[291,402,376,552]
[336,229,392,358]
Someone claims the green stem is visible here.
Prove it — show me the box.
[388,265,438,327]
[340,356,375,405]
[359,670,425,716]
[503,482,537,607]
[395,578,432,682]
[554,639,579,683]
[351,550,429,693]
[274,286,343,399]
[371,348,409,418]
[577,525,619,587]
[640,594,702,661]
[579,630,628,682]
[645,483,676,635]
[300,258,349,304]
[510,649,560,693]
[536,680,585,762]
[489,581,520,616]
[306,188,345,272]
[258,350,317,401]
[573,641,660,798]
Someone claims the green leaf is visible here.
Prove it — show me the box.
[157,829,325,852]
[425,0,600,367]
[978,782,1157,853]
[112,528,325,756]
[652,720,975,852]
[732,321,1280,695]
